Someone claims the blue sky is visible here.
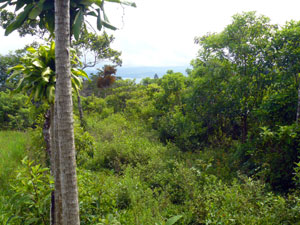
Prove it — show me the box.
[1,0,300,67]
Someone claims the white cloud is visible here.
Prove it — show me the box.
[0,28,36,54]
[1,0,300,66]
[104,0,300,66]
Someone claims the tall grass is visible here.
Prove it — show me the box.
[0,131,29,223]
[0,131,29,192]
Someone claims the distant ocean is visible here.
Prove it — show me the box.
[85,66,190,83]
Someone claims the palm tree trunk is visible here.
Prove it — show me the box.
[51,102,63,225]
[55,0,80,224]
[49,104,55,224]
[43,109,51,167]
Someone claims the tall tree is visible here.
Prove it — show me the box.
[72,31,122,69]
[1,1,136,223]
[7,41,87,224]
[0,0,125,131]
[195,12,275,142]
[0,53,21,91]
[272,21,300,124]
[72,32,121,127]
[55,0,80,223]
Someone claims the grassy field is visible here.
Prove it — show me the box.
[0,131,30,223]
[0,131,29,192]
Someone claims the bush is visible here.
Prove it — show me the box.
[77,169,163,225]
[203,175,300,224]
[80,95,108,114]
[243,125,300,192]
[0,91,34,130]
[85,113,163,172]
[3,158,52,225]
[74,123,96,166]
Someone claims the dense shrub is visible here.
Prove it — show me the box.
[74,123,97,166]
[85,113,163,172]
[203,175,300,224]
[80,95,109,114]
[0,91,34,130]
[2,110,300,224]
[2,158,52,225]
[235,125,300,192]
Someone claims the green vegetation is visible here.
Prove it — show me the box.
[0,131,30,223]
[1,112,300,224]
[0,92,35,130]
[1,11,300,225]
[7,41,88,103]
[0,131,29,191]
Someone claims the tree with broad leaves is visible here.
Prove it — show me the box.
[271,21,300,124]
[0,0,124,130]
[0,0,136,40]
[7,41,88,166]
[195,11,276,142]
[0,0,136,224]
[0,9,122,68]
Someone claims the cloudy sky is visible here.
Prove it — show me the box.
[1,0,300,67]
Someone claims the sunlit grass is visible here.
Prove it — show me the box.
[0,131,30,222]
[0,131,29,192]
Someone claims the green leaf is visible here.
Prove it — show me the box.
[91,0,103,7]
[71,77,80,94]
[5,215,16,225]
[44,11,55,34]
[28,0,45,20]
[71,68,89,79]
[42,76,49,83]
[15,0,26,11]
[102,20,117,30]
[73,9,84,41]
[0,2,8,9]
[46,85,55,103]
[9,42,84,104]
[5,4,33,36]
[7,64,24,73]
[42,67,52,76]
[72,74,82,87]
[27,47,37,54]
[86,11,97,17]
[14,76,25,88]
[96,8,102,31]
[26,218,40,224]
[101,6,110,22]
[165,215,183,225]
[43,1,53,10]
[49,41,55,57]
[28,7,41,20]
[34,84,43,101]
[7,71,22,83]
[32,60,44,68]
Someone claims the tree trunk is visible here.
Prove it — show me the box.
[55,0,80,224]
[43,109,51,167]
[48,104,56,225]
[50,102,63,225]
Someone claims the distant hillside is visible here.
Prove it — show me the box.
[85,66,189,83]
